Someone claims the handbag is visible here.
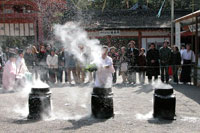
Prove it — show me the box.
[121,62,128,72]
[168,66,173,76]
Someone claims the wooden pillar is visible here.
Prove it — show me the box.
[171,0,174,46]
[37,13,44,43]
[194,15,199,86]
[34,19,38,45]
[175,22,181,49]
[138,31,142,49]
[107,35,111,46]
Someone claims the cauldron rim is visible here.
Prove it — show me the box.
[31,87,50,94]
[32,84,49,89]
[93,87,112,95]
[32,87,49,89]
[154,87,173,90]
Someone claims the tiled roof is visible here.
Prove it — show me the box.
[63,9,191,30]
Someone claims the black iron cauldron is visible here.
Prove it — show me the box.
[91,87,114,119]
[154,87,174,96]
[153,87,176,120]
[27,87,51,120]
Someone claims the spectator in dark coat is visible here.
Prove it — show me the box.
[38,45,47,64]
[0,50,5,85]
[126,40,139,84]
[46,44,51,56]
[146,43,160,83]
[57,47,67,83]
[159,40,171,83]
[24,46,36,73]
[109,46,119,84]
[171,46,181,83]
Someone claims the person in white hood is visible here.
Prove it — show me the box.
[16,49,28,76]
[94,45,115,88]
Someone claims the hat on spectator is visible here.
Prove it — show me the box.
[50,48,56,52]
[9,51,17,58]
[18,49,24,54]
[110,46,116,50]
[181,44,185,48]
[46,44,51,48]
[102,45,108,49]
[9,48,15,53]
[186,44,191,47]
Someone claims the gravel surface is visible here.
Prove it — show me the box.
[0,80,200,133]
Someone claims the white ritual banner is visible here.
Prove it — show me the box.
[25,23,29,36]
[0,23,34,36]
[10,23,15,36]
[20,23,24,36]
[175,22,181,49]
[15,23,20,36]
[5,23,10,36]
[29,23,34,36]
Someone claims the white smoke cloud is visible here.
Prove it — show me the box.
[54,22,102,66]
[13,103,29,118]
[152,80,173,89]
[11,22,111,121]
[135,111,153,120]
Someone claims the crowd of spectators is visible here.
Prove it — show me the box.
[107,40,195,85]
[0,40,196,87]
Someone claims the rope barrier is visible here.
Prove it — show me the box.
[8,64,196,70]
[113,64,195,69]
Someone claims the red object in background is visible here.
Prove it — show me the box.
[168,66,173,76]
[0,0,67,44]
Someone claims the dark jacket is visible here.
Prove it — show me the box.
[109,52,119,66]
[146,48,160,76]
[58,51,65,68]
[126,48,139,65]
[159,47,171,65]
[138,54,146,72]
[24,53,38,67]
[0,56,3,70]
[37,51,47,66]
[126,48,139,72]
[171,51,181,66]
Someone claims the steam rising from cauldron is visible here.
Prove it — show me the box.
[54,22,102,67]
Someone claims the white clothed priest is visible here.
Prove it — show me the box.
[16,49,28,77]
[94,45,115,88]
[15,49,29,87]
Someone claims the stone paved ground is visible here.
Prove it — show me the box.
[0,78,200,133]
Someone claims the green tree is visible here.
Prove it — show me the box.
[68,0,200,11]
